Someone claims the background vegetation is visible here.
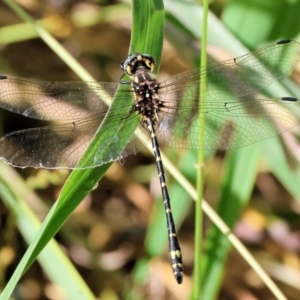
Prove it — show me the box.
[0,0,300,299]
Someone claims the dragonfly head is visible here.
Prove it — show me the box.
[120,53,156,78]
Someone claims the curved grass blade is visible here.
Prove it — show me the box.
[127,0,166,285]
[0,164,95,300]
[0,0,164,298]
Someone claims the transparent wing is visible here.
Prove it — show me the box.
[155,40,300,149]
[156,97,300,149]
[0,76,123,121]
[0,109,148,169]
[158,40,300,100]
[0,76,147,169]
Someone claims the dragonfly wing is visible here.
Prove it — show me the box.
[158,40,300,100]
[0,116,102,168]
[155,40,300,150]
[156,97,300,150]
[0,106,149,169]
[0,76,121,121]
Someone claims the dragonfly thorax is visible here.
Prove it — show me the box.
[131,69,162,123]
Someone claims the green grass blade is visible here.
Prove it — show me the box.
[260,138,300,199]
[128,0,165,285]
[201,145,260,299]
[0,164,96,300]
[130,0,164,67]
[193,0,209,296]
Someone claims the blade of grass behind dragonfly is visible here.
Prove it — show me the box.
[201,145,260,299]
[0,0,162,299]
[125,0,165,286]
[193,0,209,296]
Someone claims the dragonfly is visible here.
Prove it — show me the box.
[0,39,300,284]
